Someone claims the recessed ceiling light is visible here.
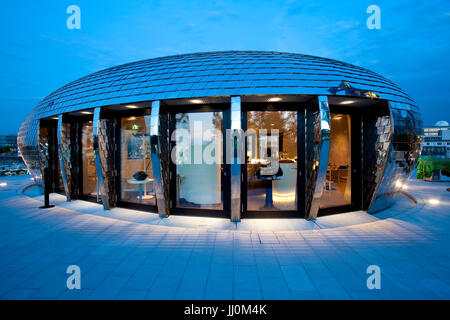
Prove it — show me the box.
[340,100,355,105]
[125,105,139,109]
[80,111,92,114]
[268,97,282,102]
[190,99,203,104]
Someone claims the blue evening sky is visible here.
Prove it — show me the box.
[0,0,449,134]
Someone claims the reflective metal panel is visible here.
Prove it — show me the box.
[57,115,71,200]
[306,96,330,220]
[17,117,42,189]
[93,107,109,210]
[368,102,422,213]
[38,125,49,189]
[361,102,390,210]
[22,51,418,123]
[230,96,242,222]
[99,116,118,208]
[304,102,319,215]
[17,51,423,218]
[148,101,170,217]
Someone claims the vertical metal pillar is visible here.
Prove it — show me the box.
[148,101,170,218]
[230,96,242,222]
[307,96,331,220]
[93,107,110,210]
[57,115,71,201]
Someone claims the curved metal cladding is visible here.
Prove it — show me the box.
[148,101,170,217]
[18,115,42,189]
[17,51,422,214]
[306,96,331,220]
[368,102,423,212]
[57,116,71,200]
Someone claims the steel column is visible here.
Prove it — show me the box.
[57,115,71,201]
[93,107,109,210]
[148,101,170,217]
[229,96,242,222]
[307,96,331,220]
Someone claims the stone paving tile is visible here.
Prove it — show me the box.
[259,276,292,300]
[280,265,316,292]
[144,275,181,300]
[87,276,130,300]
[205,276,233,300]
[234,291,263,300]
[234,265,260,292]
[290,290,322,300]
[58,289,93,300]
[0,275,31,297]
[309,276,351,300]
[2,289,39,300]
[122,264,162,290]
[175,290,204,300]
[0,176,449,300]
[115,290,147,300]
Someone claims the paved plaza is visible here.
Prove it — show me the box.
[0,175,449,300]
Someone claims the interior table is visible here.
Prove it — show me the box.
[127,178,154,203]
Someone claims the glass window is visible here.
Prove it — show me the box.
[120,116,155,206]
[246,111,298,211]
[320,113,352,209]
[175,112,223,210]
[81,121,98,197]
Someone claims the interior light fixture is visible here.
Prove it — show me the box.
[428,198,440,205]
[268,97,282,102]
[190,99,203,104]
[340,100,355,105]
[80,111,92,114]
[125,105,139,109]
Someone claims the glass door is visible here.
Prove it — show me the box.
[243,108,301,217]
[118,115,157,209]
[320,113,352,209]
[318,109,361,215]
[80,120,99,201]
[170,107,229,216]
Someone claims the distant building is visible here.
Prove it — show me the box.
[422,121,450,158]
[0,135,18,153]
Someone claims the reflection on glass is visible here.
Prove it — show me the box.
[120,116,156,206]
[175,112,223,210]
[56,153,64,191]
[320,113,352,208]
[81,121,98,197]
[246,111,298,211]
